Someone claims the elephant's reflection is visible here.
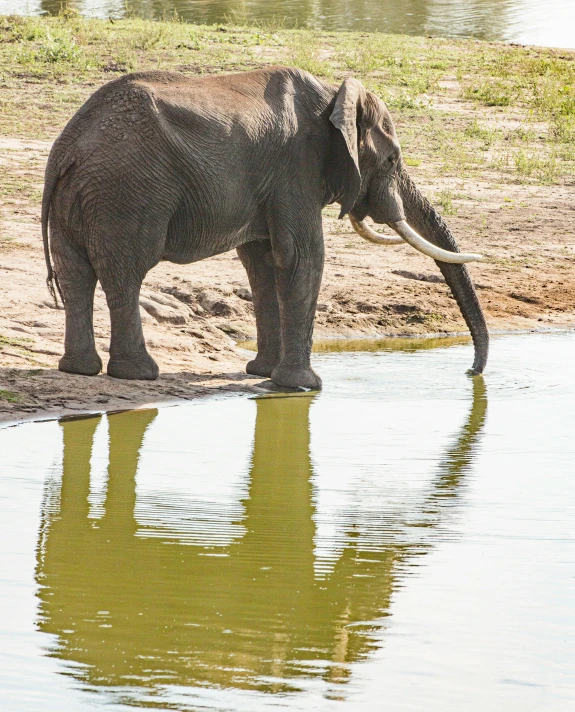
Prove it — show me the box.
[36,379,487,697]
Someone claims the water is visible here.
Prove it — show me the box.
[240,334,472,354]
[1,332,575,711]
[2,0,575,49]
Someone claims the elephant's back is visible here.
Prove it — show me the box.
[58,73,165,149]
[49,67,334,167]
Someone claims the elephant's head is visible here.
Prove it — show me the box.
[329,78,489,374]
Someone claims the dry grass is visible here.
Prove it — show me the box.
[0,12,573,204]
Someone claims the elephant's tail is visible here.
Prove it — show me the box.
[41,161,65,307]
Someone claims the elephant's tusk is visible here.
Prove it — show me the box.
[349,215,483,263]
[388,220,483,263]
[349,215,405,245]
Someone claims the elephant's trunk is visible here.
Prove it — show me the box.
[397,167,489,374]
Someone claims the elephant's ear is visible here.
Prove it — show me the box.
[329,78,365,218]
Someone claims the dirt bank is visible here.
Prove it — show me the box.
[2,136,575,424]
[1,17,575,424]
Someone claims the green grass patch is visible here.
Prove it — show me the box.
[0,334,34,348]
[0,389,21,403]
[514,148,558,183]
[434,188,459,216]
[464,119,499,149]
[0,13,573,188]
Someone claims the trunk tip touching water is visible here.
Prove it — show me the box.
[468,336,489,375]
[467,361,487,377]
[438,260,489,375]
[468,329,489,375]
[398,168,490,375]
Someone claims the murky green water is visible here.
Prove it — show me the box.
[2,0,575,48]
[1,332,575,711]
[239,334,472,354]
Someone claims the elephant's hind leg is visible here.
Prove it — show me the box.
[95,243,158,380]
[237,240,281,377]
[51,229,102,376]
[89,208,168,381]
[102,285,159,381]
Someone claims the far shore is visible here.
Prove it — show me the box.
[1,15,574,424]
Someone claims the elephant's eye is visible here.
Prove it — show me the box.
[387,147,400,166]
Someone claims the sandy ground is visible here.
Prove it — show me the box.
[2,135,575,424]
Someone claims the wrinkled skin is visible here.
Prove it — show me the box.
[43,67,488,388]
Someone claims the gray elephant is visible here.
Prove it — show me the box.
[42,66,488,389]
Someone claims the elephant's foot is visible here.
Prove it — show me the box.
[246,354,280,378]
[107,351,159,380]
[271,362,322,390]
[59,350,102,377]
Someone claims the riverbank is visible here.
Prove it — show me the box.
[1,14,575,423]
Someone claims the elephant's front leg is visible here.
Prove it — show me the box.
[237,240,282,377]
[270,214,324,390]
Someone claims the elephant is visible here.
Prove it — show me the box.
[42,66,488,389]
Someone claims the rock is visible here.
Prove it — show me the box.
[139,296,187,325]
[233,287,252,302]
[41,299,64,310]
[356,301,378,313]
[217,321,256,339]
[139,306,157,325]
[30,347,60,356]
[197,290,235,317]
[161,286,195,306]
[142,290,187,310]
[391,269,445,284]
